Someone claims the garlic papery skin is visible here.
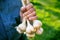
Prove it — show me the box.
[36,27,43,35]
[18,18,26,32]
[26,33,35,38]
[33,20,42,29]
[26,20,35,34]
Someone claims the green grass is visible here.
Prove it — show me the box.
[29,0,60,40]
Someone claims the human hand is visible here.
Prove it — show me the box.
[20,3,37,21]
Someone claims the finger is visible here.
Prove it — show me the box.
[29,16,37,21]
[20,12,23,18]
[23,8,35,17]
[26,3,33,10]
[27,11,36,18]
[20,6,26,13]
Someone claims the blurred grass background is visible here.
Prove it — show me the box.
[29,0,60,40]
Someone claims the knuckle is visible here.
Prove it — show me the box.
[29,8,34,12]
[31,11,36,16]
[33,11,36,14]
[21,6,26,12]
[27,14,31,18]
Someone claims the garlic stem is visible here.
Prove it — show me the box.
[21,0,30,6]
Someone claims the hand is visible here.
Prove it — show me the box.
[20,3,37,21]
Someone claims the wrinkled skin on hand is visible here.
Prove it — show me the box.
[20,3,37,21]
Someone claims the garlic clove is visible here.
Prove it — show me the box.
[36,27,43,35]
[33,20,42,29]
[26,33,35,38]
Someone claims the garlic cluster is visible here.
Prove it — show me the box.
[15,0,44,38]
[15,19,43,38]
[26,20,43,38]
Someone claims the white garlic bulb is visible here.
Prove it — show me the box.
[18,18,26,32]
[36,27,43,35]
[26,20,36,34]
[33,20,42,29]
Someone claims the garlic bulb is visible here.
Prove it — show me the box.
[26,20,36,34]
[18,18,26,32]
[33,20,42,29]
[36,27,43,35]
[26,33,35,38]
